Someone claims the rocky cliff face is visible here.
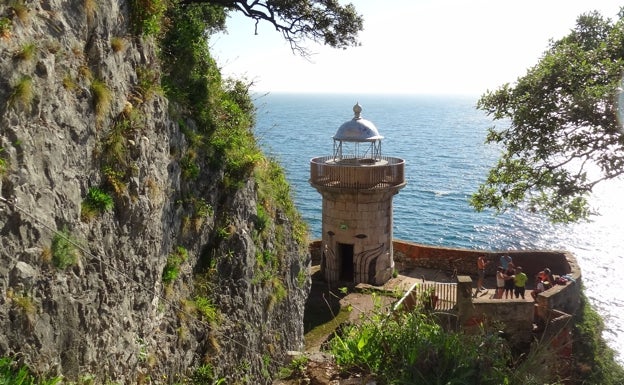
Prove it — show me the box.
[0,1,310,383]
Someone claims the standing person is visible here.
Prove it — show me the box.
[500,255,513,271]
[495,266,506,299]
[477,255,488,291]
[504,266,515,299]
[514,266,528,299]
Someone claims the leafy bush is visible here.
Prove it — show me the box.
[328,310,562,385]
[129,0,168,36]
[51,228,80,269]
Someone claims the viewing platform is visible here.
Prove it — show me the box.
[309,155,405,190]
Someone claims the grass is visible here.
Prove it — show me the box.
[10,1,30,23]
[51,228,80,269]
[110,36,125,53]
[0,148,7,176]
[8,75,33,112]
[15,42,36,61]
[162,246,188,284]
[0,17,12,38]
[81,187,114,220]
[90,79,112,124]
[0,357,61,385]
[84,0,97,24]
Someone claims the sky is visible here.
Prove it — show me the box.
[210,0,622,96]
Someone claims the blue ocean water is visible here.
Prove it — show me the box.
[254,93,624,363]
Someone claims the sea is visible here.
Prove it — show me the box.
[252,92,624,364]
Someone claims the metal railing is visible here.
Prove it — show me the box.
[310,155,405,190]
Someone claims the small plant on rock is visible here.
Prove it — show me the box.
[162,246,188,284]
[15,42,36,61]
[90,78,111,124]
[8,75,33,112]
[81,186,114,220]
[110,36,125,52]
[0,17,12,38]
[51,227,81,269]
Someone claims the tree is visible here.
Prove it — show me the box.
[471,9,624,223]
[184,0,363,55]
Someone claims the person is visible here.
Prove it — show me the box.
[514,266,528,299]
[500,255,513,271]
[495,266,506,299]
[503,266,515,299]
[538,268,554,289]
[477,255,488,291]
[531,276,545,301]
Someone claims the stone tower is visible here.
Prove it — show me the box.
[309,103,406,285]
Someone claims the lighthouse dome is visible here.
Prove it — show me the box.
[333,103,383,142]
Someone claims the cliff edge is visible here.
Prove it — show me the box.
[0,1,310,383]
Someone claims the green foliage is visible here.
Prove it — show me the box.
[328,310,564,385]
[81,187,114,219]
[193,296,219,323]
[15,42,36,61]
[8,75,33,112]
[0,357,61,385]
[254,204,269,233]
[191,363,225,385]
[214,0,363,56]
[162,246,188,284]
[571,290,624,384]
[277,355,308,380]
[51,227,80,269]
[135,66,161,100]
[180,151,200,180]
[0,17,12,38]
[473,10,624,223]
[0,148,7,176]
[128,0,168,36]
[255,158,308,247]
[90,79,111,124]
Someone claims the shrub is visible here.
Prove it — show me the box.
[81,186,114,220]
[328,309,562,385]
[51,228,80,269]
[129,0,168,36]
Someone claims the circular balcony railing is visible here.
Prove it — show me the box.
[310,156,405,190]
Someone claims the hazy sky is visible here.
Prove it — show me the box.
[211,0,622,96]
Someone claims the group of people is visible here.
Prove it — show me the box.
[477,254,551,300]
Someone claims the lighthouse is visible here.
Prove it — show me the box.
[309,103,406,285]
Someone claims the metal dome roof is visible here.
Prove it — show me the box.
[333,103,383,142]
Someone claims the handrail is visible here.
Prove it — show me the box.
[310,156,405,190]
